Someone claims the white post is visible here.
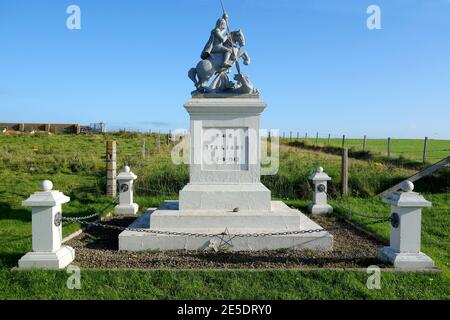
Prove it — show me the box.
[308,167,333,214]
[114,166,138,215]
[18,180,75,269]
[378,181,435,270]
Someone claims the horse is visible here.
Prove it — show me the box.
[188,30,251,93]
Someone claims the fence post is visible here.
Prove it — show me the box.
[297,132,299,139]
[157,132,161,151]
[141,138,146,159]
[341,148,349,197]
[18,180,74,269]
[305,132,308,141]
[106,141,117,197]
[387,137,391,158]
[315,132,319,146]
[289,131,292,141]
[423,137,428,164]
[341,135,346,148]
[378,181,435,270]
[19,123,25,133]
[114,166,139,215]
[363,135,367,151]
[327,134,331,145]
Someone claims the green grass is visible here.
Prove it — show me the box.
[0,133,449,299]
[0,269,448,299]
[283,137,450,164]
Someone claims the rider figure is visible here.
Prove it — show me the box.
[201,13,233,69]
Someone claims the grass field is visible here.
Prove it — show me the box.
[0,133,449,299]
[282,137,450,164]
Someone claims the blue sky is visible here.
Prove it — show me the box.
[0,0,449,138]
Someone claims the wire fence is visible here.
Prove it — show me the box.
[280,132,450,164]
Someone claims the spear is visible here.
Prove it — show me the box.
[220,0,241,74]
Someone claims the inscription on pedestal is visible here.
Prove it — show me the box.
[202,127,248,171]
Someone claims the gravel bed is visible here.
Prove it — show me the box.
[66,215,389,269]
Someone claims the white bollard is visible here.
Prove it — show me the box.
[308,166,333,214]
[18,180,75,269]
[378,181,435,270]
[114,166,138,215]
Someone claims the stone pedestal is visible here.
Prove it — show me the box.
[119,97,332,251]
[308,167,333,215]
[179,98,271,211]
[114,166,139,215]
[18,180,75,269]
[378,181,435,270]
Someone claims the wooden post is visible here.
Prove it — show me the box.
[341,148,349,197]
[423,137,428,164]
[387,137,391,158]
[296,132,299,139]
[141,138,146,159]
[75,124,81,134]
[305,132,308,141]
[19,123,25,133]
[363,135,367,151]
[315,132,319,146]
[106,141,117,197]
[327,134,331,145]
[45,124,51,133]
[168,130,171,144]
[342,135,346,148]
[157,132,161,151]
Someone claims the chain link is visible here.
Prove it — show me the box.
[62,215,390,238]
[62,196,119,222]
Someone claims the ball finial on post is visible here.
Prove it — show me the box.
[40,180,53,192]
[401,180,414,192]
[124,166,131,173]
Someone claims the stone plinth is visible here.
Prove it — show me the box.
[179,98,271,211]
[18,180,75,269]
[378,181,435,270]
[114,166,139,215]
[119,201,333,251]
[308,167,333,215]
[118,97,332,252]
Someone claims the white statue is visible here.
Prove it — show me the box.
[188,6,256,96]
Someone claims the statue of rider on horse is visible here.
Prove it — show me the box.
[188,6,258,96]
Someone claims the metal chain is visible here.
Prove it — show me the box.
[63,196,119,222]
[64,212,100,221]
[62,215,390,238]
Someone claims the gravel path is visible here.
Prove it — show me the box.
[66,215,389,269]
